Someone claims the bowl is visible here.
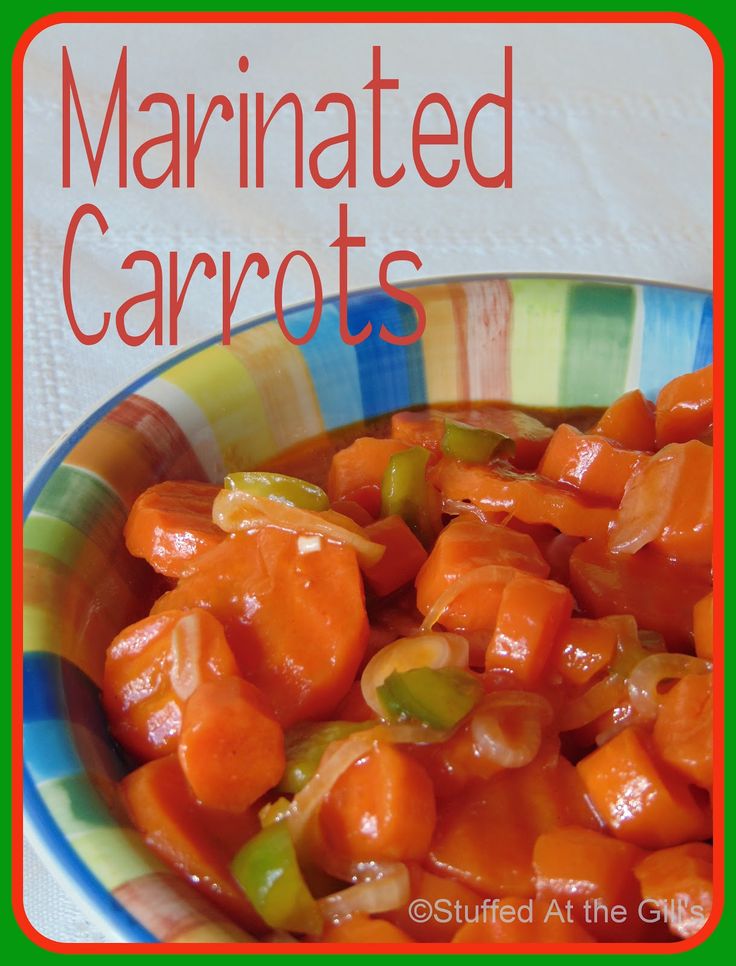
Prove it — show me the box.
[23,274,713,943]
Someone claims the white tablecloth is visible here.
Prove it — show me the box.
[22,20,712,942]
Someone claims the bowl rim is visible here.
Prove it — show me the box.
[21,270,712,943]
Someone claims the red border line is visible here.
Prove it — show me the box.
[12,10,724,956]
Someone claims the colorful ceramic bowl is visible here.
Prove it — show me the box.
[23,275,713,942]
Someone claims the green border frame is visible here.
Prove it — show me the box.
[7,3,730,963]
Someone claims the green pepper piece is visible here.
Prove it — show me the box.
[380,446,433,542]
[279,721,371,794]
[440,419,515,463]
[377,666,483,731]
[231,824,322,935]
[225,471,329,511]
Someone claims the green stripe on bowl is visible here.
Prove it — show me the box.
[508,279,570,405]
[32,464,127,553]
[37,773,118,838]
[73,827,166,890]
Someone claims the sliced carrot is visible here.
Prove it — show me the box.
[178,676,285,811]
[486,575,574,686]
[693,592,713,660]
[153,528,368,727]
[410,710,505,800]
[102,608,240,761]
[326,437,409,512]
[415,517,549,633]
[124,481,225,578]
[577,727,710,849]
[634,843,713,940]
[319,743,436,865]
[361,516,428,597]
[538,424,649,505]
[655,364,713,448]
[554,618,618,686]
[609,440,712,568]
[428,756,598,897]
[431,459,616,540]
[569,540,711,650]
[329,498,375,527]
[533,826,646,941]
[452,897,595,943]
[332,681,376,723]
[653,673,712,789]
[391,407,553,470]
[121,754,265,933]
[388,864,483,942]
[591,389,656,452]
[321,915,414,943]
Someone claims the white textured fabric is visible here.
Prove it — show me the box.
[22,21,712,942]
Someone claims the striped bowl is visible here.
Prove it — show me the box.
[23,275,712,943]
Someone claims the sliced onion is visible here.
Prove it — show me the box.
[360,633,469,716]
[213,489,384,567]
[420,564,518,633]
[168,612,202,701]
[441,498,499,524]
[627,653,711,720]
[318,863,410,922]
[609,449,680,555]
[471,692,553,768]
[557,674,628,732]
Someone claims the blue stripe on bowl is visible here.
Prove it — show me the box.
[640,287,712,398]
[694,295,714,370]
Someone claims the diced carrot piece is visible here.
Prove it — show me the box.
[361,516,428,597]
[330,498,375,527]
[124,481,225,578]
[428,756,598,897]
[538,424,649,505]
[392,407,553,470]
[533,826,645,941]
[653,674,712,789]
[121,755,265,933]
[591,389,656,452]
[655,364,713,448]
[153,528,368,727]
[693,592,713,660]
[569,540,711,649]
[388,864,483,942]
[319,743,436,865]
[321,915,414,943]
[609,440,712,568]
[576,727,710,849]
[332,681,376,723]
[554,618,618,685]
[178,677,285,811]
[634,843,713,940]
[431,459,616,540]
[102,608,240,761]
[452,897,595,943]
[486,576,574,685]
[415,517,549,632]
[327,437,409,510]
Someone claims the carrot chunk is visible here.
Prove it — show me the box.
[634,843,713,939]
[577,727,710,849]
[153,528,368,727]
[327,437,409,512]
[121,755,265,933]
[653,673,712,789]
[124,481,225,578]
[609,440,712,568]
[693,592,713,660]
[538,424,649,505]
[591,389,656,452]
[533,826,645,941]
[319,743,436,865]
[362,516,428,597]
[428,756,598,897]
[554,618,618,685]
[431,459,616,540]
[452,897,595,943]
[102,608,240,761]
[485,575,574,685]
[569,539,711,649]
[321,915,414,943]
[178,677,285,811]
[415,517,549,633]
[388,864,483,942]
[655,364,713,448]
